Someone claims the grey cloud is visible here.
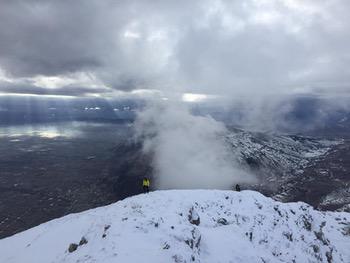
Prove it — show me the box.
[0,0,105,77]
[0,0,350,96]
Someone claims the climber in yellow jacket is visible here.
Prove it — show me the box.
[142,177,150,193]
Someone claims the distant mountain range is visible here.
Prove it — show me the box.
[0,96,143,125]
[1,95,350,136]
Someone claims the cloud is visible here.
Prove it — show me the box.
[2,1,350,189]
[0,0,350,96]
[135,100,256,189]
[0,0,102,77]
[0,80,111,97]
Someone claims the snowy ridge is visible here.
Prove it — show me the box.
[0,190,349,263]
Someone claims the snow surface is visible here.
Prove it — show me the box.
[0,190,349,263]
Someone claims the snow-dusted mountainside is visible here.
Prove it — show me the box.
[1,190,349,263]
[112,129,339,202]
[223,129,348,208]
[320,187,350,211]
[225,128,337,178]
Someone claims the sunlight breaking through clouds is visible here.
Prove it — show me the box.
[182,93,209,103]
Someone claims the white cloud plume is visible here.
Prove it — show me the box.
[135,100,256,189]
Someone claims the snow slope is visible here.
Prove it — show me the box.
[0,190,349,263]
[225,129,338,176]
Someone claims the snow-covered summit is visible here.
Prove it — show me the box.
[0,190,349,263]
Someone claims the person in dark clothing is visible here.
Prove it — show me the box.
[235,184,241,192]
[142,177,150,193]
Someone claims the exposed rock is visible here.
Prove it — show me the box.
[326,249,333,263]
[185,228,201,250]
[314,221,329,246]
[79,236,88,246]
[163,242,170,249]
[188,207,200,226]
[172,254,185,263]
[217,218,228,225]
[283,231,293,242]
[68,243,78,253]
[341,224,350,236]
[312,244,320,253]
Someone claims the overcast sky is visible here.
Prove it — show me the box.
[0,0,350,98]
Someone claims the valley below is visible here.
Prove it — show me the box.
[0,121,349,239]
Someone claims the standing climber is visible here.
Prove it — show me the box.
[142,177,150,193]
[235,184,241,192]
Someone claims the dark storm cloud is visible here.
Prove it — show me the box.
[1,0,350,96]
[0,0,103,77]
